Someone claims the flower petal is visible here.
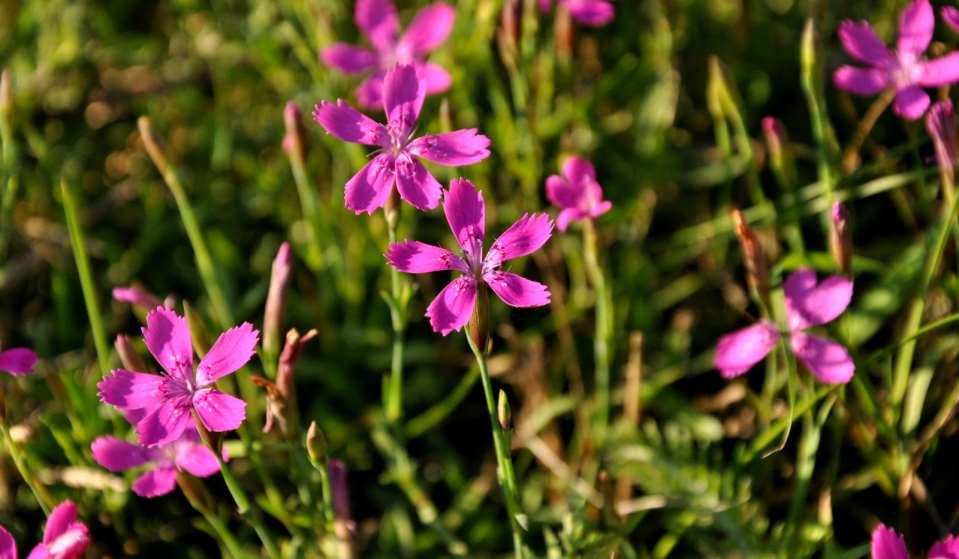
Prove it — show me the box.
[91,436,152,472]
[0,348,37,376]
[562,155,597,185]
[944,6,959,34]
[870,524,908,559]
[929,535,959,559]
[790,332,855,384]
[356,71,386,109]
[112,286,161,310]
[893,85,930,120]
[545,175,578,210]
[142,307,194,381]
[386,240,469,273]
[563,0,615,27]
[556,208,584,232]
[484,271,550,307]
[407,129,491,166]
[98,369,164,414]
[174,439,221,478]
[195,322,259,387]
[444,178,485,250]
[832,65,891,95]
[312,100,387,146]
[355,0,398,51]
[0,525,15,559]
[136,399,193,448]
[485,213,553,267]
[193,388,247,433]
[783,268,854,330]
[383,64,425,137]
[919,53,959,87]
[399,3,455,55]
[320,43,378,74]
[42,501,80,544]
[897,0,934,59]
[344,154,396,215]
[395,154,443,210]
[415,62,452,94]
[132,465,178,498]
[837,20,896,68]
[713,321,779,378]
[426,277,477,336]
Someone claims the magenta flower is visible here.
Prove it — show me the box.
[314,64,490,214]
[112,286,162,311]
[321,0,455,109]
[0,346,36,377]
[871,523,959,558]
[833,0,959,120]
[545,156,612,231]
[98,307,257,447]
[714,268,855,384]
[943,6,959,34]
[386,178,552,335]
[538,0,614,27]
[91,430,221,498]
[0,500,90,559]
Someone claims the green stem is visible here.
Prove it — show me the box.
[800,19,835,205]
[176,474,248,559]
[288,147,324,271]
[583,220,612,438]
[0,411,54,514]
[385,211,406,422]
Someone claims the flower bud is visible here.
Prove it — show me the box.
[761,116,796,187]
[114,334,147,372]
[497,389,511,431]
[467,283,490,352]
[263,242,292,361]
[112,286,162,311]
[329,459,356,557]
[829,202,852,275]
[282,101,308,162]
[384,189,401,231]
[306,420,327,467]
[0,69,11,121]
[926,100,956,197]
[497,0,519,72]
[731,209,769,302]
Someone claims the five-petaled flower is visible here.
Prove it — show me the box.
[871,523,959,558]
[91,430,222,498]
[538,0,615,27]
[545,156,612,231]
[314,64,490,214]
[714,268,855,384]
[0,500,90,559]
[386,178,553,335]
[321,0,455,109]
[833,0,959,120]
[0,345,37,377]
[98,307,257,447]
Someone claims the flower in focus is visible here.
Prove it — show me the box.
[538,0,615,27]
[714,268,855,384]
[91,430,221,498]
[98,307,257,447]
[386,178,552,335]
[545,156,612,231]
[833,0,959,120]
[0,500,91,559]
[0,345,37,377]
[321,0,455,109]
[870,523,959,558]
[314,64,490,214]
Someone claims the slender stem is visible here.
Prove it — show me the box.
[304,443,336,536]
[840,89,895,174]
[465,332,524,559]
[176,474,248,559]
[582,220,612,438]
[288,147,324,270]
[800,19,835,205]
[385,210,406,422]
[0,411,54,514]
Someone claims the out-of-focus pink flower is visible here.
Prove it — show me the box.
[112,286,162,311]
[91,430,221,498]
[386,178,552,335]
[314,64,490,215]
[942,6,959,34]
[98,307,257,447]
[0,346,37,377]
[833,0,959,120]
[545,156,612,231]
[870,523,959,558]
[321,0,455,109]
[0,500,91,559]
[714,268,854,384]
[926,100,956,181]
[539,0,614,27]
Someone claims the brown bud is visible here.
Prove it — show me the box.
[554,3,573,60]
[467,284,490,352]
[497,0,519,72]
[829,202,852,275]
[384,190,401,232]
[114,335,147,372]
[731,209,769,302]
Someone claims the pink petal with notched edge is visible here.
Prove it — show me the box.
[41,501,89,556]
[136,398,193,448]
[837,21,896,68]
[944,6,959,33]
[713,321,779,378]
[783,269,853,331]
[312,100,387,146]
[400,3,455,55]
[870,524,908,559]
[408,129,491,166]
[484,271,550,307]
[562,156,596,186]
[919,53,959,87]
[556,208,585,232]
[0,348,37,376]
[344,154,396,215]
[98,369,164,413]
[386,240,468,274]
[485,213,553,266]
[195,323,259,387]
[394,155,443,211]
[0,525,15,559]
[142,307,194,381]
[545,175,578,210]
[415,62,452,94]
[893,85,930,120]
[320,43,378,74]
[383,65,425,137]
[929,535,959,559]
[832,66,892,96]
[355,0,399,51]
[91,436,152,472]
[563,0,614,27]
[193,388,247,432]
[426,277,478,336]
[897,0,934,59]
[790,332,855,384]
[356,71,386,109]
[174,440,221,478]
[444,178,486,249]
[132,465,177,498]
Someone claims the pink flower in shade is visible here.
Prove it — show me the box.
[0,346,37,377]
[91,430,221,498]
[98,307,258,447]
[314,64,490,215]
[871,523,959,558]
[538,0,615,27]
[0,500,91,559]
[833,0,959,121]
[321,0,455,109]
[386,178,552,335]
[545,156,612,232]
[943,6,959,34]
[714,268,855,384]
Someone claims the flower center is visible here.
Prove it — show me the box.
[894,51,924,87]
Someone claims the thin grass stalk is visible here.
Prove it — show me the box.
[287,137,325,271]
[0,410,54,514]
[582,219,612,438]
[800,19,835,205]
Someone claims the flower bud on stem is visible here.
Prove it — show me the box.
[263,242,292,372]
[467,284,490,353]
[829,202,852,275]
[114,334,147,372]
[731,208,770,307]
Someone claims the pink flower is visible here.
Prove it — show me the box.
[0,500,91,559]
[91,430,221,498]
[926,100,956,179]
[833,0,959,120]
[386,178,552,335]
[321,0,455,109]
[314,64,490,214]
[545,156,612,231]
[714,268,855,384]
[112,286,162,310]
[943,6,959,34]
[0,346,37,377]
[871,523,959,558]
[538,0,615,27]
[98,307,257,447]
